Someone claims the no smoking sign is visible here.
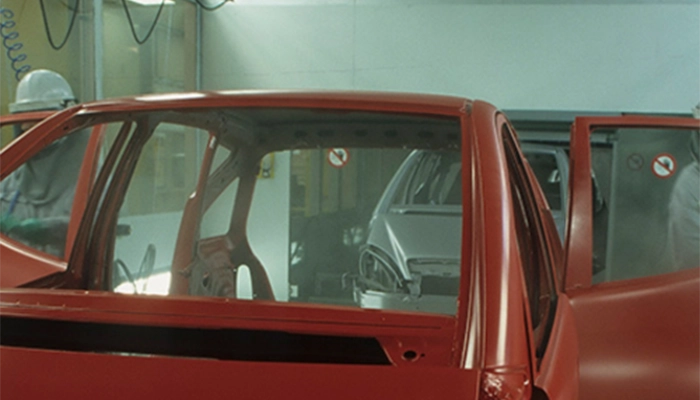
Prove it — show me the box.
[651,153,676,179]
[327,148,350,168]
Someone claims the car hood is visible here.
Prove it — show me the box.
[367,207,461,279]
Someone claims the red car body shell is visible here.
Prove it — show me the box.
[0,92,696,399]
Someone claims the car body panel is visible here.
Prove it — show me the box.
[0,111,55,132]
[0,281,474,398]
[534,295,579,400]
[1,346,480,400]
[471,106,533,371]
[0,289,459,361]
[569,268,700,399]
[0,92,696,399]
[0,93,537,399]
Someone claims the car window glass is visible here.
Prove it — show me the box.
[0,126,93,260]
[524,152,562,211]
[101,108,463,316]
[391,151,462,206]
[590,127,699,283]
[200,145,238,239]
[112,123,208,295]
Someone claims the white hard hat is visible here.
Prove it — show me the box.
[9,69,77,114]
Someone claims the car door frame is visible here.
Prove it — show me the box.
[0,111,54,135]
[0,111,104,287]
[564,115,700,399]
[499,115,580,400]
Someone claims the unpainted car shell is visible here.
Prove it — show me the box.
[356,145,570,315]
[357,150,462,314]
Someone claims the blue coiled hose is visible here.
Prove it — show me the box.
[0,8,30,82]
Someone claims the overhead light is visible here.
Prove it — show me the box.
[127,0,175,5]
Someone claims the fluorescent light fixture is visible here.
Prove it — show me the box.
[128,0,175,5]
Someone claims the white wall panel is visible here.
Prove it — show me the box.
[204,6,354,85]
[203,3,699,112]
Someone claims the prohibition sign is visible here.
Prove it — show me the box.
[651,153,676,179]
[327,148,350,168]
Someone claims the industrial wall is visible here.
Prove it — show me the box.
[202,2,700,113]
[0,1,82,115]
[0,1,196,146]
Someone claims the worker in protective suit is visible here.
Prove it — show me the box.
[0,69,88,257]
[668,104,700,271]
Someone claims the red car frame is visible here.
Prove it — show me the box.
[0,92,697,400]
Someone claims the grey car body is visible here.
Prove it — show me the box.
[355,146,569,314]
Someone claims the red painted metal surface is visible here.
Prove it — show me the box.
[0,92,576,398]
[534,296,579,400]
[80,91,469,116]
[64,125,104,258]
[0,111,54,130]
[471,104,531,374]
[1,346,480,400]
[0,108,80,178]
[569,268,700,399]
[0,92,697,399]
[0,289,457,347]
[169,135,217,296]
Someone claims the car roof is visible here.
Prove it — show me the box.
[75,90,474,117]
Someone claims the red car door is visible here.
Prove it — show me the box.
[563,116,700,399]
[0,112,104,287]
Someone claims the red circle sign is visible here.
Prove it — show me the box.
[651,153,676,179]
[327,148,350,168]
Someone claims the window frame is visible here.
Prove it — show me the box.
[501,123,558,364]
